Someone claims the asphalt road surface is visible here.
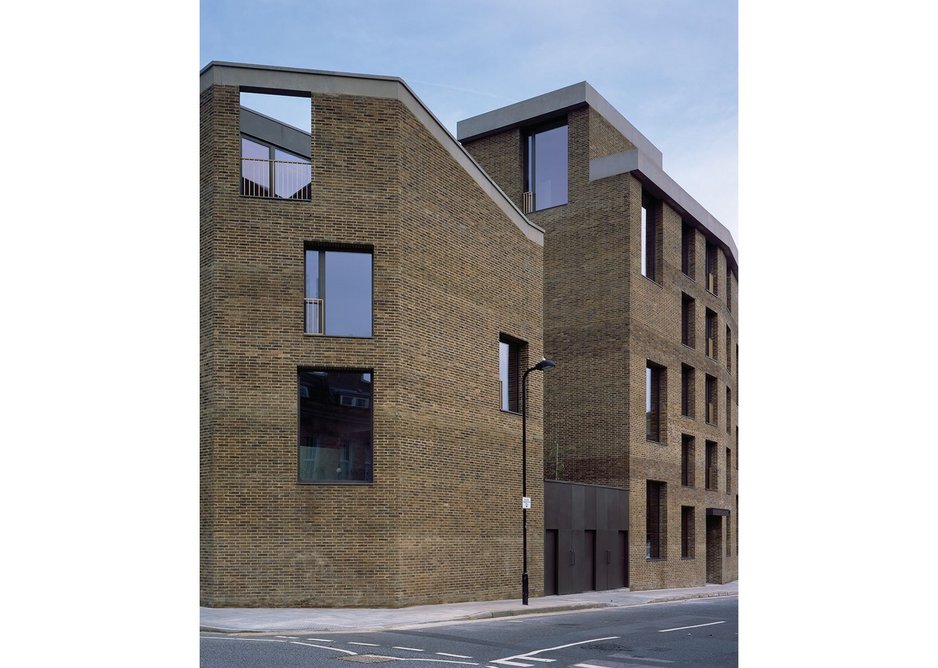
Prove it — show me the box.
[201,596,737,668]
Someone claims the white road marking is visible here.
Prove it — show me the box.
[307,638,334,642]
[437,653,474,659]
[349,642,382,647]
[290,641,358,655]
[493,637,619,668]
[574,663,612,668]
[367,657,479,666]
[525,659,556,663]
[201,637,284,643]
[657,620,725,633]
[394,646,426,652]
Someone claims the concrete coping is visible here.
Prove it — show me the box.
[200,61,544,246]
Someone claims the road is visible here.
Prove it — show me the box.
[200,596,737,668]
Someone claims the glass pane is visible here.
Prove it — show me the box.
[241,137,270,195]
[533,125,568,209]
[274,148,312,199]
[324,251,372,337]
[305,251,320,299]
[298,370,373,482]
[499,341,509,410]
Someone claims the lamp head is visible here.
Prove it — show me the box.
[534,358,556,371]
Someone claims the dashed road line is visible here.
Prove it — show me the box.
[349,642,382,647]
[492,660,534,667]
[574,663,612,668]
[437,653,474,659]
[525,658,556,663]
[657,620,725,633]
[394,646,426,652]
[307,638,334,642]
[493,636,619,668]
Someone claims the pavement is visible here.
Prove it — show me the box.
[200,581,738,633]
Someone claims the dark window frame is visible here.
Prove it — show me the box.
[304,245,374,338]
[297,368,374,484]
[499,334,527,413]
[641,191,663,284]
[705,374,718,426]
[241,133,312,201]
[706,242,719,295]
[706,309,718,359]
[524,118,569,212]
[682,221,696,279]
[646,480,667,560]
[682,293,696,348]
[681,505,695,559]
[646,361,666,443]
[681,364,695,418]
[705,440,718,491]
[681,434,695,487]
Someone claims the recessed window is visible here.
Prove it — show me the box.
[641,191,662,283]
[524,121,567,211]
[239,91,312,200]
[305,249,373,337]
[706,309,718,359]
[682,294,696,348]
[682,222,696,279]
[646,480,667,560]
[705,440,717,491]
[646,362,665,442]
[298,370,373,483]
[706,241,718,294]
[726,267,732,311]
[726,514,732,556]
[705,375,717,426]
[499,336,526,412]
[241,135,312,199]
[726,447,732,494]
[681,364,695,418]
[681,434,695,487]
[726,387,732,434]
[726,326,732,371]
[681,506,695,559]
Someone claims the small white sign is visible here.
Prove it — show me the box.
[522,496,532,509]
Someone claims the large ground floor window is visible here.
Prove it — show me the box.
[298,370,373,483]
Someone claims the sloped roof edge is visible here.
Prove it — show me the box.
[201,61,544,245]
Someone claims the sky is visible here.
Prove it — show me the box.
[201,0,739,242]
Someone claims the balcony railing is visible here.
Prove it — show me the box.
[241,158,312,200]
[305,298,323,335]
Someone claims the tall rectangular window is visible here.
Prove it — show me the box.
[681,506,695,559]
[705,440,717,490]
[298,370,373,483]
[241,135,312,200]
[646,362,665,442]
[726,387,732,433]
[726,514,732,556]
[682,221,695,279]
[499,336,525,412]
[681,364,695,418]
[305,249,373,337]
[726,267,733,311]
[524,121,568,211]
[705,375,717,425]
[646,480,666,560]
[726,326,732,370]
[726,447,732,494]
[641,192,661,282]
[682,294,695,348]
[706,242,718,294]
[705,309,718,359]
[681,434,695,487]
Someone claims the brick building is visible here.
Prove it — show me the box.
[200,62,546,607]
[200,62,737,607]
[459,82,738,592]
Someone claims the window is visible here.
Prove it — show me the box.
[641,191,662,282]
[646,480,666,560]
[726,387,732,434]
[726,447,732,494]
[499,336,526,412]
[705,309,717,359]
[726,326,732,371]
[681,364,695,418]
[682,221,695,278]
[705,440,717,490]
[681,506,695,559]
[646,362,665,442]
[682,294,695,348]
[304,249,373,337]
[681,434,695,487]
[705,375,717,425]
[241,135,312,200]
[298,370,373,483]
[524,121,567,211]
[726,267,733,311]
[706,242,718,294]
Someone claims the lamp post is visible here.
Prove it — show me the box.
[521,357,555,605]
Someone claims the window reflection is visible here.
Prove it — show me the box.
[525,122,568,211]
[305,249,372,337]
[298,370,373,483]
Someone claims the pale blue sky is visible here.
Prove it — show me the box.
[202,0,738,241]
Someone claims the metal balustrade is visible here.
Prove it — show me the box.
[241,158,312,200]
[304,298,323,334]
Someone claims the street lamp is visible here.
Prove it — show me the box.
[521,357,556,605]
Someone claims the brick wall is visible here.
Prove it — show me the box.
[201,84,543,607]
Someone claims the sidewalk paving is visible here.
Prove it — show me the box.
[200,581,737,633]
